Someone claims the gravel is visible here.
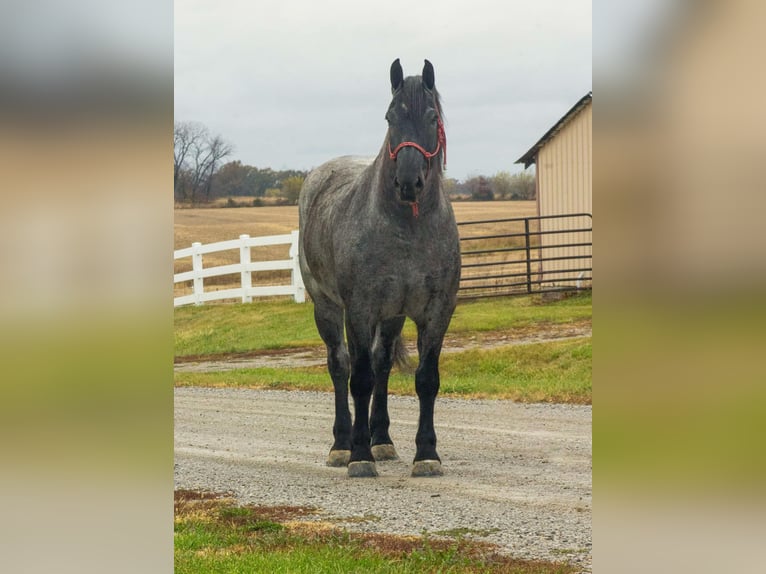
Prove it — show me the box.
[174,387,592,571]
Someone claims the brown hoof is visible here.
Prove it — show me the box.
[412,460,443,477]
[371,444,399,461]
[347,461,378,478]
[326,450,351,467]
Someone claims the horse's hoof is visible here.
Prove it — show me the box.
[412,460,443,477]
[347,461,378,478]
[371,444,399,461]
[326,450,351,467]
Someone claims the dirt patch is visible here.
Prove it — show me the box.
[175,345,324,366]
[443,320,591,351]
[174,320,591,373]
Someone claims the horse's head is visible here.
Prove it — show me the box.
[385,58,446,207]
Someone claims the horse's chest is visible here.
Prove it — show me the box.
[335,224,458,310]
[359,251,451,303]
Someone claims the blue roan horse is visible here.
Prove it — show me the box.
[298,59,460,478]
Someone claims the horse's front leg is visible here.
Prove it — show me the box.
[412,318,451,477]
[369,316,406,462]
[346,317,378,478]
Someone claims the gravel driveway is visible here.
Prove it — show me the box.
[174,387,592,570]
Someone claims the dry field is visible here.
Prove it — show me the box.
[173,201,538,299]
[174,201,537,248]
[174,205,301,250]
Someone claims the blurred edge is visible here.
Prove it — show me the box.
[595,0,765,572]
[3,0,766,572]
[0,1,173,573]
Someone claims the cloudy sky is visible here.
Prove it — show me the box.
[175,0,591,181]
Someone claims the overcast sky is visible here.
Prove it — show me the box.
[175,0,591,181]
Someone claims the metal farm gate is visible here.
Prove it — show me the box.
[457,213,592,299]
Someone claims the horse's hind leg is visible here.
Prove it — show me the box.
[369,316,406,461]
[313,297,351,467]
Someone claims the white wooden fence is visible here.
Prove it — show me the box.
[173,231,305,307]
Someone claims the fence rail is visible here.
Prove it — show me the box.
[173,231,305,307]
[174,213,592,307]
[457,213,592,299]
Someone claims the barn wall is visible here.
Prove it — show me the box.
[536,102,592,287]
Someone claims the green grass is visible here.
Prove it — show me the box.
[448,293,592,335]
[174,337,591,404]
[175,300,321,357]
[175,292,591,358]
[175,293,591,403]
[174,490,577,574]
[437,338,591,403]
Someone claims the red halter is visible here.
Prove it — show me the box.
[387,111,447,168]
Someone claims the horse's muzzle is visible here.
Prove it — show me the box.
[394,175,424,203]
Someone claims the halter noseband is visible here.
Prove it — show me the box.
[387,109,447,168]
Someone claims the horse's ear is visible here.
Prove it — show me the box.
[390,58,404,93]
[422,59,435,91]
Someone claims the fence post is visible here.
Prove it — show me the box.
[239,234,252,303]
[524,218,532,294]
[191,242,204,305]
[290,229,305,303]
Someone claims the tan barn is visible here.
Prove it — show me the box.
[515,92,592,290]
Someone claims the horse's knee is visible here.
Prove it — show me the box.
[350,373,374,397]
[349,352,374,396]
[415,366,440,398]
[328,346,350,383]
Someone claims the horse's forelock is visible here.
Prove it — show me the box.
[398,76,443,120]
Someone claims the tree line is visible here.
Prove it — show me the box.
[174,121,535,205]
[174,121,308,204]
[444,172,535,201]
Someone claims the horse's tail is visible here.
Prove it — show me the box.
[392,335,413,373]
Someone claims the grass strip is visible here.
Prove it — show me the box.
[174,489,577,574]
[175,293,591,359]
[175,338,591,404]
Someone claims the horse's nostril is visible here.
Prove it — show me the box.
[415,177,424,190]
[394,177,400,188]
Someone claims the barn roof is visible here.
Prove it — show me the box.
[515,92,592,168]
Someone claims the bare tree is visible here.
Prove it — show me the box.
[173,121,233,203]
[174,121,204,201]
[200,135,233,201]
